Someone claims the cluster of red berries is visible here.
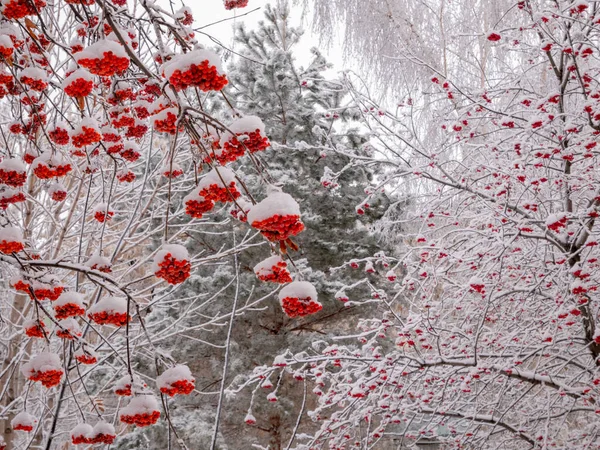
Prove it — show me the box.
[71,431,115,445]
[547,216,568,232]
[121,147,140,162]
[163,168,183,178]
[33,161,72,179]
[125,123,148,139]
[199,182,241,203]
[89,432,115,445]
[159,379,195,397]
[179,10,193,25]
[32,285,63,301]
[153,109,179,134]
[89,262,112,273]
[223,129,269,156]
[88,310,130,327]
[257,261,293,283]
[1,0,46,19]
[56,328,80,340]
[75,353,97,365]
[167,60,228,91]
[64,77,93,97]
[115,384,132,396]
[94,210,114,223]
[12,422,33,432]
[50,188,67,202]
[280,296,323,318]
[54,302,85,320]
[25,322,46,338]
[0,239,24,253]
[117,171,136,183]
[185,196,214,219]
[119,411,160,427]
[251,215,305,242]
[48,126,70,145]
[224,0,249,10]
[0,167,26,187]
[106,143,124,154]
[20,75,47,92]
[154,253,191,284]
[78,52,129,77]
[72,126,101,148]
[28,369,63,388]
[0,191,25,209]
[111,114,135,129]
[12,278,30,294]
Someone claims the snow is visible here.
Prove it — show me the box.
[119,394,159,417]
[115,374,132,391]
[254,255,285,276]
[220,115,265,145]
[545,213,567,226]
[70,423,93,439]
[0,225,23,242]
[76,39,128,61]
[58,317,82,334]
[89,296,127,314]
[21,352,61,377]
[162,49,224,79]
[92,421,115,436]
[54,291,85,308]
[0,34,12,49]
[48,182,66,196]
[247,191,301,223]
[156,364,194,389]
[20,67,48,82]
[86,254,111,268]
[152,244,189,272]
[58,317,81,334]
[161,161,182,174]
[123,141,139,153]
[23,318,41,330]
[32,151,67,169]
[74,347,98,360]
[93,203,113,214]
[197,167,236,190]
[152,106,178,122]
[11,412,37,428]
[61,68,94,89]
[278,281,318,301]
[183,189,206,204]
[0,157,26,172]
[0,23,21,39]
[71,117,100,135]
